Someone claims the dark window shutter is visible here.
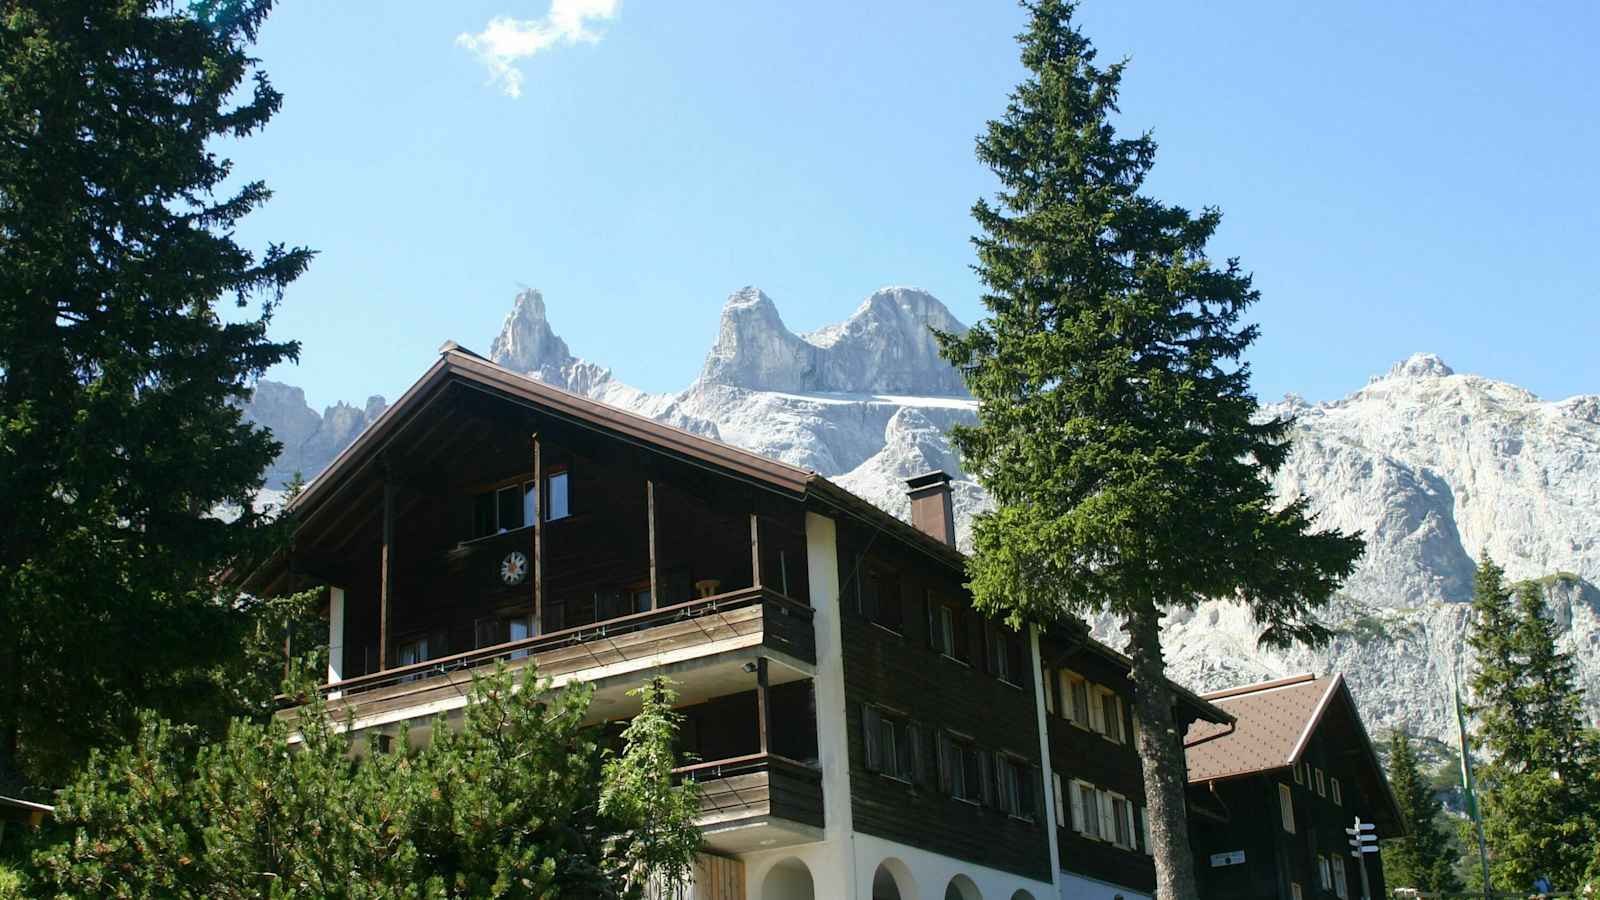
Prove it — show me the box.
[936,731,952,793]
[909,723,926,785]
[978,749,995,806]
[862,706,882,772]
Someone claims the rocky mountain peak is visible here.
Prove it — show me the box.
[698,285,971,396]
[1386,352,1456,380]
[488,288,575,378]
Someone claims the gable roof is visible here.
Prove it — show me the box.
[1184,672,1404,832]
[1185,673,1336,782]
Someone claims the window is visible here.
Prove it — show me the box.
[1333,857,1349,899]
[545,470,570,520]
[1058,670,1091,729]
[862,707,918,782]
[472,480,537,539]
[1318,854,1332,891]
[938,732,983,803]
[1293,762,1305,785]
[1097,688,1125,744]
[998,757,1034,820]
[930,598,965,664]
[858,564,902,632]
[394,635,430,683]
[1279,783,1296,833]
[1109,793,1136,849]
[1069,780,1101,839]
[1332,777,1343,806]
[1316,768,1326,797]
[1291,883,1303,900]
[986,625,1025,685]
[475,614,535,657]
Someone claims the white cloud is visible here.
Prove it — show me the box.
[456,0,620,99]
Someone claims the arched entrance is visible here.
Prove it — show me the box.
[944,874,982,900]
[872,857,917,899]
[761,857,815,900]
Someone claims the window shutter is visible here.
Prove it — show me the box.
[925,592,940,651]
[1073,679,1091,728]
[908,723,926,784]
[1053,772,1066,826]
[977,750,995,806]
[1043,668,1056,714]
[1089,687,1107,733]
[937,731,952,793]
[1099,790,1116,842]
[1070,781,1087,833]
[1123,801,1138,850]
[862,706,882,772]
[1279,783,1295,833]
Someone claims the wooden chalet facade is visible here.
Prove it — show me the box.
[1184,674,1404,900]
[250,343,1391,900]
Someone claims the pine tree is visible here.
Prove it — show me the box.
[33,666,704,896]
[1469,570,1600,891]
[936,4,1364,897]
[0,0,311,789]
[1385,730,1464,894]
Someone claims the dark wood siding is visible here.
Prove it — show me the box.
[1044,640,1157,892]
[835,521,1050,882]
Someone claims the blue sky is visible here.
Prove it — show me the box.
[229,1,1600,412]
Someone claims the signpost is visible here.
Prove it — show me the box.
[1347,817,1379,900]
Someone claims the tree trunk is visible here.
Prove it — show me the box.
[1126,605,1201,900]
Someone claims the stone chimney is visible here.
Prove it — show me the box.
[905,471,956,547]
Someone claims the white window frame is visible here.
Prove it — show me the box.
[1293,762,1305,785]
[1315,768,1326,797]
[1098,789,1118,845]
[1332,777,1343,806]
[1292,883,1303,900]
[1279,782,1296,833]
[1319,854,1332,890]
[1071,779,1099,839]
[1333,857,1349,899]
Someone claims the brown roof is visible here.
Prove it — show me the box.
[1183,673,1339,783]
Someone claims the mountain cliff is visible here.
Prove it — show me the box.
[250,287,1600,742]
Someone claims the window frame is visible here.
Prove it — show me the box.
[1332,777,1343,806]
[1315,767,1327,797]
[1279,782,1296,834]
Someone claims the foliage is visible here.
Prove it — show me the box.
[0,0,313,788]
[30,665,702,898]
[935,2,1363,898]
[1385,730,1464,893]
[1468,561,1600,891]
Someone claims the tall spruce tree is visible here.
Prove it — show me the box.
[1385,730,1463,894]
[1470,577,1600,891]
[937,4,1364,897]
[0,0,310,789]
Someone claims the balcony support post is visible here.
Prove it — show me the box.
[379,477,395,671]
[532,433,543,633]
[647,479,658,610]
[756,656,770,756]
[750,512,761,589]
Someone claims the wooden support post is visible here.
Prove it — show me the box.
[755,656,770,756]
[647,480,658,610]
[532,433,543,633]
[750,512,761,590]
[380,478,395,671]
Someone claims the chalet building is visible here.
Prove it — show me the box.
[1183,674,1404,900]
[249,342,1368,900]
[1040,631,1230,900]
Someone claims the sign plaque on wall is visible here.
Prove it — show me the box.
[1210,850,1247,868]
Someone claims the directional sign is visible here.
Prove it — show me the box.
[1351,846,1381,856]
[1346,825,1376,835]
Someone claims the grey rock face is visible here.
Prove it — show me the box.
[698,286,970,396]
[242,381,387,488]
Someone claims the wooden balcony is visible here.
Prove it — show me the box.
[676,753,825,854]
[294,586,815,736]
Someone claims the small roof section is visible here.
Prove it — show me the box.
[1184,672,1404,833]
[1185,673,1333,782]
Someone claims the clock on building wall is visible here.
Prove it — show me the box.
[499,551,529,586]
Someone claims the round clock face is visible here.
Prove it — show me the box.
[500,551,529,586]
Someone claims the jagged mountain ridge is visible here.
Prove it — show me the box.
[245,286,1600,742]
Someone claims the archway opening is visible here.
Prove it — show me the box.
[872,857,917,900]
[945,874,982,900]
[1010,891,1038,900]
[761,857,815,900]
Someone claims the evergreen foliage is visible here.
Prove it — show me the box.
[1467,561,1600,891]
[0,0,312,788]
[1384,730,1463,894]
[935,3,1363,897]
[31,666,703,898]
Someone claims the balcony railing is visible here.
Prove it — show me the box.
[303,585,814,706]
[674,752,824,831]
